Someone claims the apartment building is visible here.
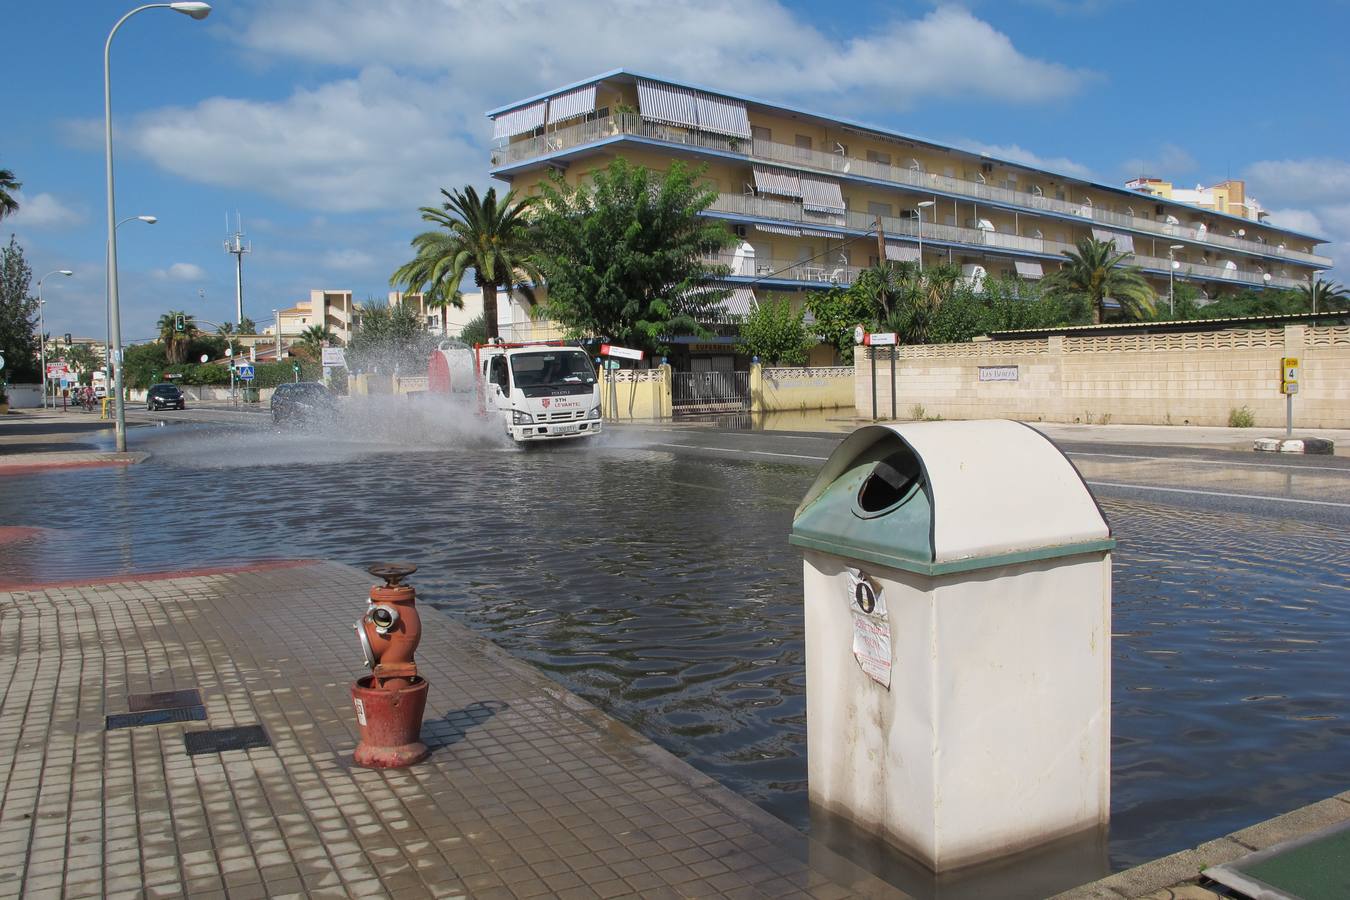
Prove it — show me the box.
[1125,177,1266,223]
[486,70,1332,326]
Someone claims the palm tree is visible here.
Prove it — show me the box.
[1298,276,1349,313]
[237,316,258,335]
[156,310,198,364]
[1044,237,1156,324]
[390,186,543,341]
[0,168,20,220]
[298,324,335,355]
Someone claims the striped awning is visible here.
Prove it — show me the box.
[885,243,920,262]
[695,93,751,138]
[492,101,547,139]
[801,227,841,238]
[1221,260,1238,278]
[637,79,698,128]
[756,223,801,237]
[752,165,801,198]
[1015,260,1044,279]
[547,84,596,125]
[1091,228,1135,253]
[801,176,845,213]
[719,287,757,318]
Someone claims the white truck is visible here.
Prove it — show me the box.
[427,340,603,443]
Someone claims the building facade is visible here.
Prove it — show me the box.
[486,70,1332,329]
[1124,177,1267,223]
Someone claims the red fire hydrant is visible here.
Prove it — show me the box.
[351,562,429,767]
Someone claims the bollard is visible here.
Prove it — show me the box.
[351,562,429,768]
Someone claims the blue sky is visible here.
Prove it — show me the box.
[6,0,1349,340]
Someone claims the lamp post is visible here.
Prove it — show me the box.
[37,270,74,408]
[915,200,935,273]
[1309,273,1322,315]
[105,2,211,452]
[1167,244,1184,317]
[106,214,156,391]
[274,308,282,364]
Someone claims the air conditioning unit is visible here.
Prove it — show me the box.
[733,224,748,238]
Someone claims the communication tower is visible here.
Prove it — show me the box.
[223,213,251,325]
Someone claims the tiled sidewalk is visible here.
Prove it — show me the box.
[0,450,146,475]
[0,561,902,899]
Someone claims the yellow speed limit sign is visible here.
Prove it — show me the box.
[1281,356,1299,394]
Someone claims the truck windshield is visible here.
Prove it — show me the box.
[510,351,596,387]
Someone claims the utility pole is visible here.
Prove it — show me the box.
[875,215,886,267]
[224,213,251,325]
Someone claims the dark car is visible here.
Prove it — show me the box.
[147,383,186,411]
[271,381,337,426]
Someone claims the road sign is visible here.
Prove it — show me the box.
[1281,356,1299,395]
[853,325,865,345]
[236,363,255,381]
[865,332,897,346]
[321,347,347,368]
[46,362,69,377]
[600,344,644,361]
[0,352,6,371]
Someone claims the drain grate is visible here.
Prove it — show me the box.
[128,689,202,712]
[184,725,271,756]
[107,706,207,730]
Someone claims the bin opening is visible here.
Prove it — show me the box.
[856,451,922,517]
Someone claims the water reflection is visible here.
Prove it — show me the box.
[0,419,1347,885]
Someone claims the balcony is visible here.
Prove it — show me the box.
[491,113,1333,269]
[703,251,865,286]
[705,193,1305,290]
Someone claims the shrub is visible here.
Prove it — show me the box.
[1228,406,1256,428]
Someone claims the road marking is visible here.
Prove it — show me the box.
[1085,481,1350,509]
[650,442,828,461]
[1069,451,1350,474]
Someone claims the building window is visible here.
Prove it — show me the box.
[752,125,771,143]
[794,134,812,159]
[866,149,891,167]
[867,201,893,218]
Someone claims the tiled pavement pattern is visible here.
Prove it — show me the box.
[0,450,146,475]
[0,561,902,899]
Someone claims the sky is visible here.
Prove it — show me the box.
[5,0,1350,342]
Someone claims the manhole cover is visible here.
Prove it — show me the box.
[128,689,202,712]
[106,706,207,730]
[184,725,271,756]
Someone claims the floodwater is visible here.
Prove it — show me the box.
[1,405,1348,892]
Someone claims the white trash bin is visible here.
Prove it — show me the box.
[790,420,1113,872]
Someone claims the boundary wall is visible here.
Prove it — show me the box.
[856,324,1350,428]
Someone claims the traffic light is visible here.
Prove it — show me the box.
[292,363,300,373]
[64,333,72,345]
[174,314,185,333]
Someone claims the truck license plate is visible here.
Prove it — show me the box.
[553,423,580,434]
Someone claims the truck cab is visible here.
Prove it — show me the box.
[482,344,602,442]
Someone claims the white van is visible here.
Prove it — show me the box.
[428,341,602,443]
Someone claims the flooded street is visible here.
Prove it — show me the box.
[2,412,1348,877]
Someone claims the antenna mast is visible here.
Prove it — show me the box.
[223,212,251,326]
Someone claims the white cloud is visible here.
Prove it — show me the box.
[9,193,85,229]
[85,2,1090,214]
[1262,207,1324,236]
[1120,143,1197,179]
[231,2,1088,108]
[956,140,1093,179]
[322,248,377,271]
[153,262,207,281]
[1245,158,1350,207]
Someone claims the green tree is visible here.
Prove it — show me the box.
[1298,276,1349,312]
[0,236,40,382]
[156,310,198,363]
[62,345,100,384]
[805,286,871,364]
[739,298,814,366]
[391,185,542,342]
[1043,237,1156,325]
[121,342,169,390]
[237,316,259,335]
[0,169,20,220]
[530,158,734,353]
[347,299,435,374]
[457,313,488,346]
[298,324,336,356]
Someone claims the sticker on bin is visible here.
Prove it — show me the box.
[846,568,891,689]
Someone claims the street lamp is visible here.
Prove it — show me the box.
[105,214,157,389]
[915,200,935,273]
[1167,244,1185,316]
[105,2,211,453]
[36,270,74,408]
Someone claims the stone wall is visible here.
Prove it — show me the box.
[601,367,672,420]
[856,325,1350,428]
[755,366,854,412]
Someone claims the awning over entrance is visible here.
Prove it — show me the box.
[756,223,801,237]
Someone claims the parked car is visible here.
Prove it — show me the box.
[271,381,337,426]
[147,383,186,411]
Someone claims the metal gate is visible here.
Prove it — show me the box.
[671,370,750,415]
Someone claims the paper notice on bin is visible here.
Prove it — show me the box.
[846,569,891,689]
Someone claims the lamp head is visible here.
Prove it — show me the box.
[169,2,212,19]
[1169,244,1184,251]
[58,270,74,276]
[917,200,935,209]
[139,215,158,224]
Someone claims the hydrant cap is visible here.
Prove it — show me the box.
[367,561,417,587]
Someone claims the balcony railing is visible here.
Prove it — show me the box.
[491,113,1332,268]
[706,193,1305,290]
[703,251,866,286]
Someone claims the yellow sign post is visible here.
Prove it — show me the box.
[1280,357,1300,435]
